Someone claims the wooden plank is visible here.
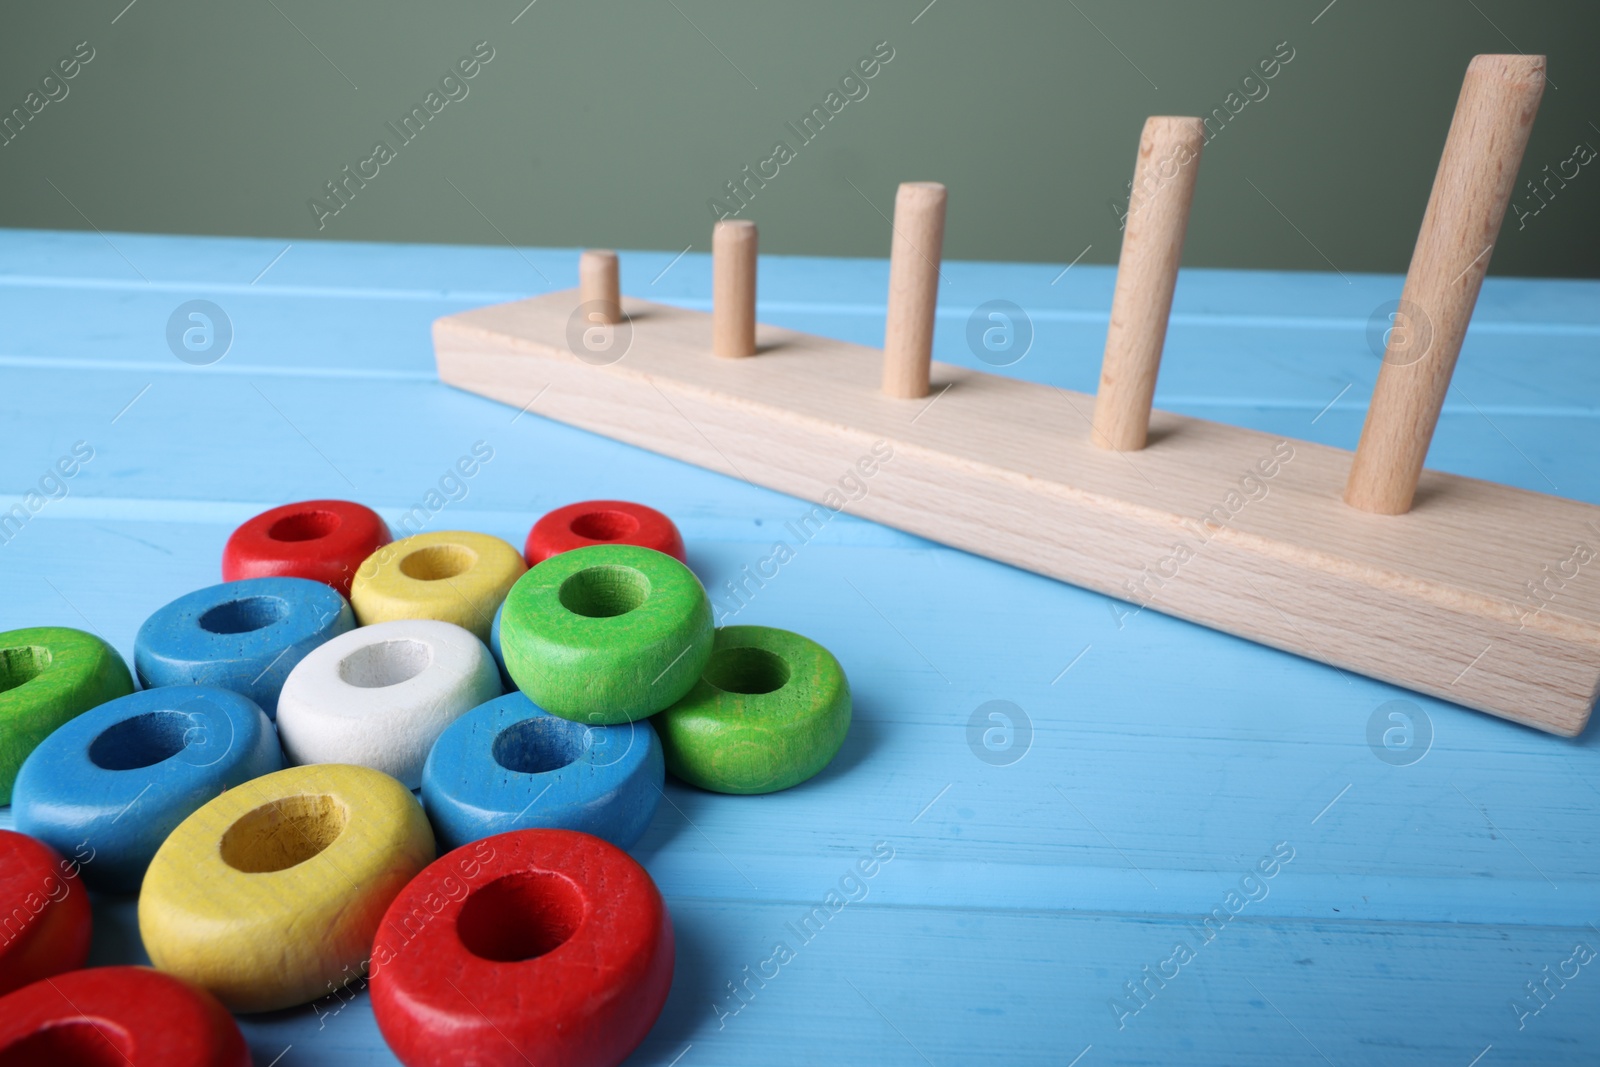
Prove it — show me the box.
[436,290,1600,736]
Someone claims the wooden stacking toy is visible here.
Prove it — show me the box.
[656,625,852,793]
[500,544,713,724]
[350,529,526,642]
[370,828,674,1067]
[276,619,500,788]
[422,691,665,850]
[434,55,1600,736]
[0,626,134,803]
[524,499,687,564]
[13,686,282,893]
[223,498,391,597]
[139,763,434,1011]
[0,829,91,996]
[134,576,354,718]
[0,966,250,1066]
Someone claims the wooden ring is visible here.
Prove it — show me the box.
[0,829,91,996]
[350,530,526,643]
[138,763,436,1012]
[500,544,712,724]
[524,499,686,565]
[0,966,249,1066]
[222,499,391,598]
[277,619,500,788]
[133,576,353,719]
[655,625,852,794]
[0,626,134,805]
[421,692,664,851]
[370,828,673,1067]
[14,686,282,893]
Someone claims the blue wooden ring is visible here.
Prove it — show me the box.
[134,577,354,719]
[489,600,511,687]
[421,691,664,852]
[11,685,283,893]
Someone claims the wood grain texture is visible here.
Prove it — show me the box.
[437,290,1600,735]
[138,763,435,1012]
[1093,116,1205,452]
[499,544,713,724]
[880,182,946,399]
[1346,55,1547,514]
[654,625,852,794]
[712,220,758,359]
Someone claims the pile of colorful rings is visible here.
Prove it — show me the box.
[0,497,852,1067]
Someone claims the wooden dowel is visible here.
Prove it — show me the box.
[882,181,947,399]
[1092,116,1205,451]
[1345,55,1546,515]
[712,220,758,358]
[579,249,621,325]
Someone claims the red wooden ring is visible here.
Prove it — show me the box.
[0,829,91,996]
[371,829,674,1067]
[524,500,685,565]
[222,499,391,597]
[0,966,249,1066]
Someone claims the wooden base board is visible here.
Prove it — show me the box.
[434,290,1600,737]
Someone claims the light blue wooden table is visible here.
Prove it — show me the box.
[2,229,1597,1066]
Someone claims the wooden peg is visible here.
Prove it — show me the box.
[881,182,947,399]
[579,250,621,325]
[713,220,758,358]
[1092,116,1205,451]
[1345,56,1546,515]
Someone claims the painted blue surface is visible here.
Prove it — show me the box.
[133,576,354,718]
[422,691,665,852]
[0,230,1596,1065]
[11,685,282,893]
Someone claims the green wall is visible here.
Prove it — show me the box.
[3,1,1595,276]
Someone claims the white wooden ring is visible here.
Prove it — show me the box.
[276,619,500,788]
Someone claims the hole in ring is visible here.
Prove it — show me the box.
[568,509,641,542]
[0,1020,135,1067]
[704,646,790,695]
[400,544,477,582]
[0,645,51,696]
[267,510,342,542]
[338,639,431,688]
[199,595,290,635]
[88,711,193,771]
[220,793,348,874]
[493,717,588,775]
[456,871,586,962]
[558,565,650,619]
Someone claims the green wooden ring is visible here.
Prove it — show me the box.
[0,626,135,803]
[500,544,713,725]
[654,625,851,794]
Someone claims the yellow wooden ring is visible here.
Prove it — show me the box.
[137,763,435,1012]
[349,531,526,643]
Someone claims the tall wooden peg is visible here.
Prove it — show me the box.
[579,249,622,325]
[1345,55,1546,515]
[713,220,758,358]
[881,182,947,399]
[1092,116,1205,451]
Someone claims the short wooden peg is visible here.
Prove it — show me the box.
[881,182,947,399]
[713,220,758,358]
[1092,116,1205,451]
[1345,55,1546,515]
[579,249,622,325]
